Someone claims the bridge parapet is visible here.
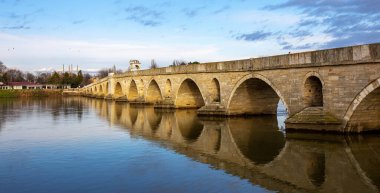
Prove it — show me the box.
[109,43,380,78]
[82,43,380,133]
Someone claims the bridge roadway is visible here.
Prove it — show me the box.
[82,43,380,133]
[84,98,380,193]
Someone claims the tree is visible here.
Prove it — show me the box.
[76,70,84,87]
[188,61,200,65]
[4,69,25,82]
[48,71,61,84]
[62,72,70,85]
[171,60,187,66]
[150,59,158,69]
[1,72,8,83]
[81,73,92,87]
[0,61,6,73]
[36,72,50,84]
[26,73,36,82]
[98,68,110,78]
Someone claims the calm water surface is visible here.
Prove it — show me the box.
[0,97,379,193]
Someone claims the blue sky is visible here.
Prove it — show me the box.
[1,0,379,72]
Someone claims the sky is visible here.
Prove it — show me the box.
[0,0,379,72]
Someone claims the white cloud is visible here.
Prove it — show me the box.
[0,33,224,71]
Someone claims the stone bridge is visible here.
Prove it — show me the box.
[84,99,380,193]
[82,43,380,133]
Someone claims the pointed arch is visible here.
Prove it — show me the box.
[175,78,205,108]
[146,79,163,103]
[114,82,123,98]
[99,85,103,95]
[104,82,109,95]
[128,80,139,101]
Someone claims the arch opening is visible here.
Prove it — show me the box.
[211,78,221,103]
[128,80,138,101]
[346,85,380,132]
[99,85,103,95]
[176,79,205,108]
[165,79,172,98]
[114,82,123,98]
[104,82,108,95]
[228,78,281,115]
[146,80,162,103]
[303,76,323,107]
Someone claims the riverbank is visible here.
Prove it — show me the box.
[0,89,62,98]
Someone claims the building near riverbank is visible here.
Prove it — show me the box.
[0,82,71,90]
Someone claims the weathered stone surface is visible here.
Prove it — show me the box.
[81,43,380,133]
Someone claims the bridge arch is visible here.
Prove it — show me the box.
[114,82,123,98]
[227,74,289,115]
[165,79,172,98]
[343,77,380,132]
[175,78,205,108]
[99,85,103,95]
[103,82,108,95]
[128,79,139,101]
[210,78,221,103]
[146,79,163,103]
[303,72,324,107]
[94,86,98,94]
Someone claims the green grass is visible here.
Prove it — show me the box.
[0,89,62,98]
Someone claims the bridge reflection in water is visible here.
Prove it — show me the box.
[87,98,379,193]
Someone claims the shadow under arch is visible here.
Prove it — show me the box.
[114,82,123,98]
[343,77,380,132]
[128,80,139,101]
[146,79,163,104]
[303,75,324,107]
[176,110,204,142]
[99,85,103,95]
[211,78,221,103]
[104,82,109,95]
[165,79,172,97]
[175,78,205,108]
[227,74,289,115]
[227,116,286,165]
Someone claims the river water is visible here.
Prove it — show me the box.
[0,97,379,193]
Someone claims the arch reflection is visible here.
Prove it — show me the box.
[176,110,204,142]
[228,116,286,165]
[87,98,379,193]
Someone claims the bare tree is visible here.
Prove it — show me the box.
[26,72,36,82]
[170,60,187,67]
[150,59,158,69]
[36,72,51,84]
[4,69,25,82]
[97,68,110,78]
